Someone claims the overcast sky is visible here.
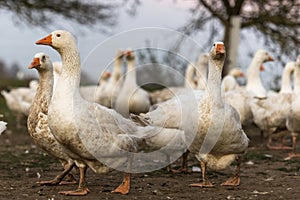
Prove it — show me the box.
[0,0,279,87]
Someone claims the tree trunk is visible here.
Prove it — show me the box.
[222,19,231,77]
[223,15,241,77]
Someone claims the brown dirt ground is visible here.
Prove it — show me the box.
[0,119,300,200]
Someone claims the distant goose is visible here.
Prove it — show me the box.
[115,50,151,117]
[286,55,300,159]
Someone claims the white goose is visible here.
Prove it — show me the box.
[221,68,244,93]
[250,61,295,149]
[286,55,300,159]
[52,61,62,92]
[95,50,123,108]
[115,50,151,117]
[223,50,273,126]
[36,30,185,196]
[246,50,274,98]
[134,42,249,187]
[27,53,76,185]
[188,42,249,187]
[1,79,37,116]
[184,63,197,89]
[0,114,7,135]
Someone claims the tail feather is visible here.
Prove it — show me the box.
[130,113,152,126]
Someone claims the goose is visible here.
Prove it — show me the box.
[27,53,77,186]
[95,50,124,108]
[36,30,186,195]
[223,50,273,126]
[246,50,274,98]
[52,61,62,92]
[187,42,249,187]
[0,121,7,135]
[94,71,111,106]
[184,63,197,89]
[1,86,32,128]
[221,68,244,93]
[286,55,300,159]
[1,79,37,117]
[250,61,295,149]
[0,114,7,135]
[115,50,151,117]
[134,42,249,187]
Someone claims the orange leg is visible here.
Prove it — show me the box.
[59,173,77,185]
[59,165,90,196]
[112,173,131,195]
[37,163,76,186]
[177,150,191,173]
[189,161,213,188]
[267,130,292,150]
[221,156,241,186]
[167,150,191,173]
[285,134,300,160]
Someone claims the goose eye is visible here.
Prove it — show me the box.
[41,55,46,62]
[56,34,61,37]
[213,44,216,46]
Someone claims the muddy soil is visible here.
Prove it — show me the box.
[0,120,300,200]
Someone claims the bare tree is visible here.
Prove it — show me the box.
[0,0,126,31]
[181,0,300,75]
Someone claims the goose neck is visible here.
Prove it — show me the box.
[125,59,136,83]
[112,58,122,82]
[246,59,261,84]
[294,66,300,93]
[59,46,81,87]
[33,70,53,113]
[280,64,293,93]
[206,58,223,107]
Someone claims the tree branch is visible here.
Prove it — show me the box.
[198,0,226,24]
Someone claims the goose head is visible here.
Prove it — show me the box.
[254,50,274,65]
[125,50,135,61]
[36,30,77,52]
[229,68,244,78]
[28,53,52,72]
[98,71,111,86]
[209,41,226,69]
[101,71,111,81]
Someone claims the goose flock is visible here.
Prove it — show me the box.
[1,30,300,196]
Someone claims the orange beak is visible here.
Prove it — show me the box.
[268,56,274,62]
[240,72,245,77]
[28,57,40,69]
[125,50,132,57]
[216,44,225,54]
[259,65,265,71]
[36,34,52,46]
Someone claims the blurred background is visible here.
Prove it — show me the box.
[0,0,299,83]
